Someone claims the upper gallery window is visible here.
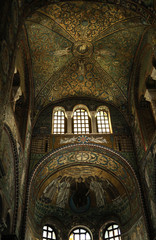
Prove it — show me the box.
[52,107,66,134]
[73,105,90,134]
[51,105,112,135]
[103,223,121,240]
[96,106,112,133]
[69,228,92,240]
[42,225,56,240]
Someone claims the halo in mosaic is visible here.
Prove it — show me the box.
[28,145,142,227]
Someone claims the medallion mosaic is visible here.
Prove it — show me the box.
[25,1,149,115]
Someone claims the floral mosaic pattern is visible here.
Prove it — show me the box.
[26,2,148,115]
[40,2,138,41]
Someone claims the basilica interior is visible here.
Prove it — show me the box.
[0,0,156,240]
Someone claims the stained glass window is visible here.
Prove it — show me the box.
[97,110,111,133]
[73,109,90,134]
[104,224,121,240]
[69,228,91,240]
[42,225,56,240]
[53,110,65,134]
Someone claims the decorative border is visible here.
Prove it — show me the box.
[25,0,156,24]
[4,124,19,233]
[21,143,148,239]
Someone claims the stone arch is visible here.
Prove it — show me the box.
[3,124,19,233]
[129,26,156,151]
[25,144,148,239]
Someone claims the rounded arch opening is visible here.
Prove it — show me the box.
[42,224,57,240]
[103,222,121,240]
[69,226,92,240]
[25,144,148,240]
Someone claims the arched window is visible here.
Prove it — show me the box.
[73,105,90,134]
[42,225,56,240]
[104,223,121,240]
[69,227,92,240]
[52,107,66,134]
[96,106,112,133]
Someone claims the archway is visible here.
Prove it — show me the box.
[26,144,148,240]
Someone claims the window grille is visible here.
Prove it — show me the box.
[104,224,121,240]
[97,110,111,133]
[73,109,90,134]
[42,225,56,240]
[69,228,91,240]
[53,110,65,134]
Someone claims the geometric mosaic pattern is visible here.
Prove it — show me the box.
[25,2,149,117]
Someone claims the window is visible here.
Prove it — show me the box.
[104,224,121,240]
[96,107,112,133]
[73,108,90,134]
[42,225,56,240]
[51,104,112,135]
[52,107,65,134]
[69,228,91,240]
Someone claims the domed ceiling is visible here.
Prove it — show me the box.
[25,1,154,115]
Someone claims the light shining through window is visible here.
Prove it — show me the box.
[42,225,56,240]
[73,109,90,134]
[104,224,121,240]
[69,228,91,240]
[97,110,111,133]
[53,110,65,134]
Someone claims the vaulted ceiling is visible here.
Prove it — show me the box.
[25,1,155,116]
[24,0,156,232]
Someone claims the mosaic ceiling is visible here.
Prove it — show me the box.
[25,1,153,114]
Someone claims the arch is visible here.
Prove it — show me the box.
[42,225,57,240]
[129,26,156,151]
[23,144,148,239]
[11,43,31,146]
[3,124,19,233]
[69,226,92,240]
[103,222,121,240]
[72,105,91,118]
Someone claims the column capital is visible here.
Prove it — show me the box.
[66,111,72,118]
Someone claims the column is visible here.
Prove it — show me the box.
[90,111,97,133]
[66,111,72,134]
